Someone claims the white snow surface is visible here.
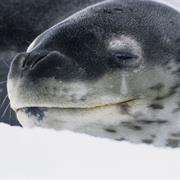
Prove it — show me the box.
[0,123,180,179]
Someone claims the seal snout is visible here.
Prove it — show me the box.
[17,51,62,70]
[9,50,78,80]
[20,51,49,70]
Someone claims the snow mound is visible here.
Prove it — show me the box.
[0,123,179,179]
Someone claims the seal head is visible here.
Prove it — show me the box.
[7,0,180,147]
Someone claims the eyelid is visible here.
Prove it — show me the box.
[108,50,141,69]
[114,52,138,59]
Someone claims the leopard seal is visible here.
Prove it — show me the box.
[7,0,180,148]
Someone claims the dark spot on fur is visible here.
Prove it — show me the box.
[62,88,68,92]
[114,8,123,12]
[156,120,168,124]
[171,132,180,137]
[173,108,180,113]
[149,104,164,110]
[170,21,175,26]
[162,60,170,66]
[125,125,142,130]
[103,7,123,14]
[121,121,142,130]
[105,128,117,133]
[151,135,156,138]
[130,125,142,130]
[166,139,180,148]
[80,96,86,101]
[149,83,164,91]
[173,67,180,74]
[103,9,112,14]
[171,84,180,91]
[136,119,168,124]
[176,38,180,44]
[169,84,180,95]
[155,89,176,101]
[116,138,126,141]
[142,139,153,144]
[120,104,130,114]
[136,120,154,124]
[121,121,132,125]
[70,94,77,102]
[24,107,47,121]
[167,66,172,70]
[129,8,133,12]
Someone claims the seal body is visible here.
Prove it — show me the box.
[6,0,180,148]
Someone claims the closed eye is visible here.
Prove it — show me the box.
[115,52,138,60]
[110,51,140,68]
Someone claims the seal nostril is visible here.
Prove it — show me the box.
[20,56,27,70]
[18,53,29,70]
[18,51,49,70]
[15,50,68,72]
[29,54,48,70]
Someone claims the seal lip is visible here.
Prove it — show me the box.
[16,98,137,112]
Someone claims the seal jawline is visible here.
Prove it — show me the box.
[16,98,137,112]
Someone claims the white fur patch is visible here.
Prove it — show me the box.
[108,35,143,57]
[120,74,128,96]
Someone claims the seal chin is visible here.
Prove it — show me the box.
[15,98,138,129]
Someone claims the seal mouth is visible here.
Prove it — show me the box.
[16,98,137,113]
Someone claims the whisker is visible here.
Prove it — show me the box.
[2,60,10,69]
[1,103,10,118]
[8,107,12,124]
[0,95,8,108]
[26,40,31,44]
[0,81,7,84]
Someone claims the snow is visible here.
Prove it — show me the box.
[0,123,180,179]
